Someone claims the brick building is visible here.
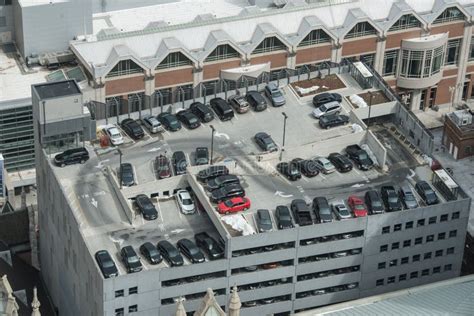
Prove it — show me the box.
[442,109,474,159]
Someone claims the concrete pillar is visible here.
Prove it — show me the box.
[332,41,342,63]
[454,22,473,103]
[144,71,155,96]
[193,66,203,95]
[410,89,422,111]
[287,51,296,69]
[94,79,106,103]
[374,36,387,74]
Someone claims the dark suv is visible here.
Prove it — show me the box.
[177,239,205,263]
[189,102,214,123]
[120,246,143,273]
[172,151,188,175]
[197,165,229,182]
[195,147,209,165]
[139,242,162,265]
[275,205,293,229]
[210,98,234,121]
[312,92,342,107]
[210,183,245,203]
[381,185,403,212]
[415,181,439,205]
[364,190,384,214]
[157,240,184,267]
[195,232,224,260]
[328,152,353,173]
[312,197,333,223]
[121,118,144,139]
[246,91,267,111]
[54,147,89,167]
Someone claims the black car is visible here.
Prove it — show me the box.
[157,112,182,131]
[139,242,162,265]
[319,114,349,129]
[246,91,267,111]
[189,101,214,122]
[210,98,234,121]
[291,158,319,177]
[275,205,293,229]
[121,118,144,139]
[155,155,172,179]
[194,232,224,260]
[135,194,158,220]
[257,209,273,232]
[177,238,205,263]
[195,147,209,165]
[120,245,143,273]
[312,197,333,223]
[291,199,313,226]
[197,165,229,182]
[276,162,301,181]
[95,250,118,278]
[172,151,188,175]
[157,240,184,267]
[120,163,135,186]
[54,147,89,167]
[365,190,384,214]
[210,183,245,203]
[207,175,240,191]
[254,132,278,152]
[312,92,342,107]
[176,110,200,129]
[415,181,439,205]
[381,185,403,211]
[328,152,353,173]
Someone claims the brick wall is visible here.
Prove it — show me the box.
[250,52,287,69]
[295,45,332,65]
[386,29,423,49]
[155,67,193,88]
[431,22,465,38]
[342,37,377,56]
[203,59,242,80]
[435,77,457,105]
[105,75,145,96]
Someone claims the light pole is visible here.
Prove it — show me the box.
[367,91,375,128]
[280,112,288,161]
[210,125,215,165]
[117,148,123,189]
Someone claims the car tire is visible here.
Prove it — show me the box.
[80,159,86,164]
[326,126,330,130]
[225,211,230,215]
[60,163,66,168]
[243,207,248,211]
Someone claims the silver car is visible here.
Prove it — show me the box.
[264,83,285,107]
[313,157,336,174]
[141,115,163,133]
[399,184,418,209]
[176,189,195,215]
[332,200,352,219]
[312,101,341,118]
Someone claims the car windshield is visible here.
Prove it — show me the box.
[263,137,272,144]
[272,91,282,98]
[103,259,114,268]
[426,192,436,199]
[405,192,415,200]
[319,105,327,111]
[169,120,180,128]
[323,161,332,168]
[358,152,368,160]
[167,248,178,257]
[182,198,193,205]
[224,200,235,207]
[372,200,382,207]
[129,255,140,263]
[355,204,365,210]
[157,163,169,171]
[147,247,159,256]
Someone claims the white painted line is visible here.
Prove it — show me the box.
[319,174,326,180]
[249,111,256,117]
[156,201,164,224]
[164,130,171,136]
[233,115,239,121]
[302,177,309,183]
[353,169,361,176]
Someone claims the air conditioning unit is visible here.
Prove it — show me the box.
[452,110,472,126]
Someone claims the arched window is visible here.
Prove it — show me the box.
[205,44,240,62]
[389,14,422,32]
[156,52,192,70]
[106,60,143,78]
[298,29,331,47]
[252,37,286,55]
[433,7,465,25]
[345,22,376,39]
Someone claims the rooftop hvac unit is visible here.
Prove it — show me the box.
[38,50,75,67]
[452,110,472,126]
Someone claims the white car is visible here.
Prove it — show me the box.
[105,126,124,145]
[312,101,341,118]
[332,200,352,220]
[176,189,195,215]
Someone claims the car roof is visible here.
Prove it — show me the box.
[258,209,270,217]
[173,151,185,158]
[255,132,269,138]
[158,240,174,249]
[267,82,278,90]
[178,190,191,198]
[122,245,135,255]
[178,238,195,248]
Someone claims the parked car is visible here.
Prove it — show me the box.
[381,185,403,211]
[246,91,267,111]
[119,163,135,187]
[176,110,200,129]
[207,175,240,191]
[275,205,293,229]
[312,92,342,107]
[291,158,319,177]
[120,246,143,273]
[176,189,195,215]
[228,95,250,113]
[364,190,384,214]
[415,180,439,205]
[313,157,336,174]
[312,101,342,118]
[155,155,172,179]
[210,183,245,203]
[194,232,224,260]
[121,118,144,139]
[319,114,350,129]
[345,144,374,170]
[197,165,229,182]
[328,152,353,173]
[256,209,273,232]
[254,132,278,152]
[399,184,419,209]
[291,199,313,226]
[135,194,158,220]
[139,242,162,265]
[216,196,250,214]
[332,201,352,219]
[141,115,163,133]
[95,250,118,278]
[177,239,205,263]
[189,102,214,122]
[210,98,234,121]
[54,147,89,167]
[157,112,182,131]
[157,240,184,267]
[348,196,368,217]
[276,162,302,181]
[172,151,188,175]
[264,82,285,106]
[194,147,209,165]
[105,126,124,145]
[312,197,333,223]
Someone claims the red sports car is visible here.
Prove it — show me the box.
[348,196,368,217]
[217,197,250,214]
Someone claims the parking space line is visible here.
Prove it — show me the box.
[233,115,239,121]
[164,130,171,136]
[353,169,361,176]
[319,174,326,180]
[156,200,164,224]
[302,177,309,183]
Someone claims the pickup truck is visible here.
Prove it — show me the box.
[291,199,313,226]
[345,144,374,170]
